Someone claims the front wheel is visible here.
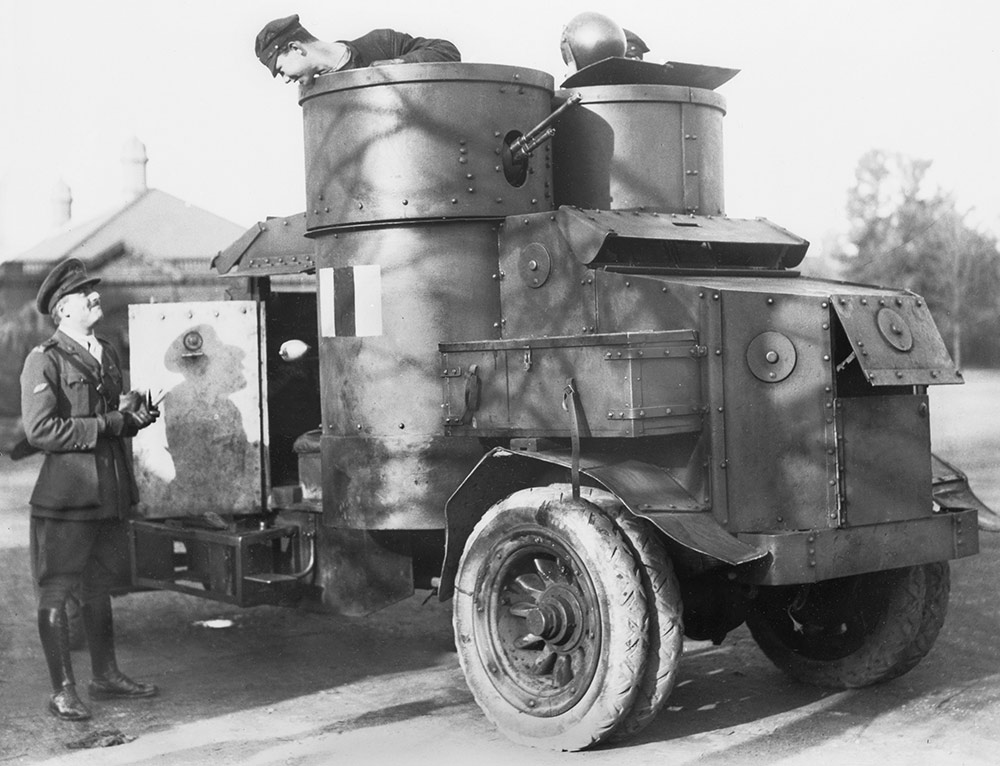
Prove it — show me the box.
[453,487,648,751]
[746,562,950,688]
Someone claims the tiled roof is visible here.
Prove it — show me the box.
[6,189,245,273]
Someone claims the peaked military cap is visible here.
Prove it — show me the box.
[255,14,305,76]
[36,258,100,315]
[624,29,649,58]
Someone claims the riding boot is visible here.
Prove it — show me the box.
[37,607,92,720]
[82,597,158,699]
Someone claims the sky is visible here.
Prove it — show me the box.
[1,0,998,264]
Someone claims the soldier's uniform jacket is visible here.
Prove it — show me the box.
[340,29,461,68]
[20,330,138,520]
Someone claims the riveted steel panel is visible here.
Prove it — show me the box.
[128,301,264,518]
[720,289,837,533]
[315,222,500,529]
[738,509,978,585]
[312,525,413,616]
[213,213,314,277]
[832,292,961,385]
[561,59,740,90]
[838,395,932,525]
[595,270,704,336]
[556,208,809,269]
[321,434,484,530]
[300,64,554,230]
[552,84,726,215]
[497,212,596,338]
[439,348,510,432]
[439,331,703,438]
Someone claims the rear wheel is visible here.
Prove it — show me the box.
[746,563,950,688]
[453,487,648,751]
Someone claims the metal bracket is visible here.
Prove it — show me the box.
[562,378,582,500]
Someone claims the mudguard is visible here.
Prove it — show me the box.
[438,446,766,600]
[932,453,999,532]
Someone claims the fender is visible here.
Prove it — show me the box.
[932,453,999,532]
[438,446,767,599]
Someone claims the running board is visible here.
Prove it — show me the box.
[129,519,303,607]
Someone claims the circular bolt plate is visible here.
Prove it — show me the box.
[519,243,551,288]
[183,330,204,352]
[747,331,796,383]
[876,308,913,351]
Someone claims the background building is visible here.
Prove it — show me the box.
[0,138,246,450]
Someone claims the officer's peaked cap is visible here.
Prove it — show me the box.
[36,258,100,315]
[255,14,306,76]
[624,29,649,56]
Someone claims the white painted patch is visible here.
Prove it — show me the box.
[353,264,383,337]
[318,267,336,338]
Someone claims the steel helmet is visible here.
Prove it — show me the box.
[560,12,626,71]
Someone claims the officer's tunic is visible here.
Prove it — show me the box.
[21,330,139,602]
[21,330,137,520]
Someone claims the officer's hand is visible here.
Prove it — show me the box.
[119,390,144,414]
[128,407,156,429]
[120,390,158,430]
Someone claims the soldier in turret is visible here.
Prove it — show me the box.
[624,29,650,60]
[254,14,460,84]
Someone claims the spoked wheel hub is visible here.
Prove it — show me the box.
[475,533,601,716]
[520,584,585,648]
[454,490,650,750]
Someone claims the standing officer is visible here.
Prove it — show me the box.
[254,14,460,84]
[21,258,159,721]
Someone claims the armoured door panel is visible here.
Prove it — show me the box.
[721,290,837,533]
[838,394,932,525]
[128,301,264,518]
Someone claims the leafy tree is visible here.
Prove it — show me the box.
[839,149,1000,367]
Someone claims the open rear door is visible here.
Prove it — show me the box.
[128,300,265,518]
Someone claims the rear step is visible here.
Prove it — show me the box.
[129,519,303,607]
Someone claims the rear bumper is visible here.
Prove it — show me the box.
[736,508,978,585]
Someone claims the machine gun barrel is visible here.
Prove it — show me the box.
[513,127,556,158]
[508,92,582,163]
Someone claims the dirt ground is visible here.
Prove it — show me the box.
[1,371,998,766]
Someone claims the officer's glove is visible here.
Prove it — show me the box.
[119,390,143,412]
[119,390,159,432]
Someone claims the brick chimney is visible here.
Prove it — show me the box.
[50,177,72,228]
[122,136,148,200]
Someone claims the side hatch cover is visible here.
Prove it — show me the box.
[832,293,962,386]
